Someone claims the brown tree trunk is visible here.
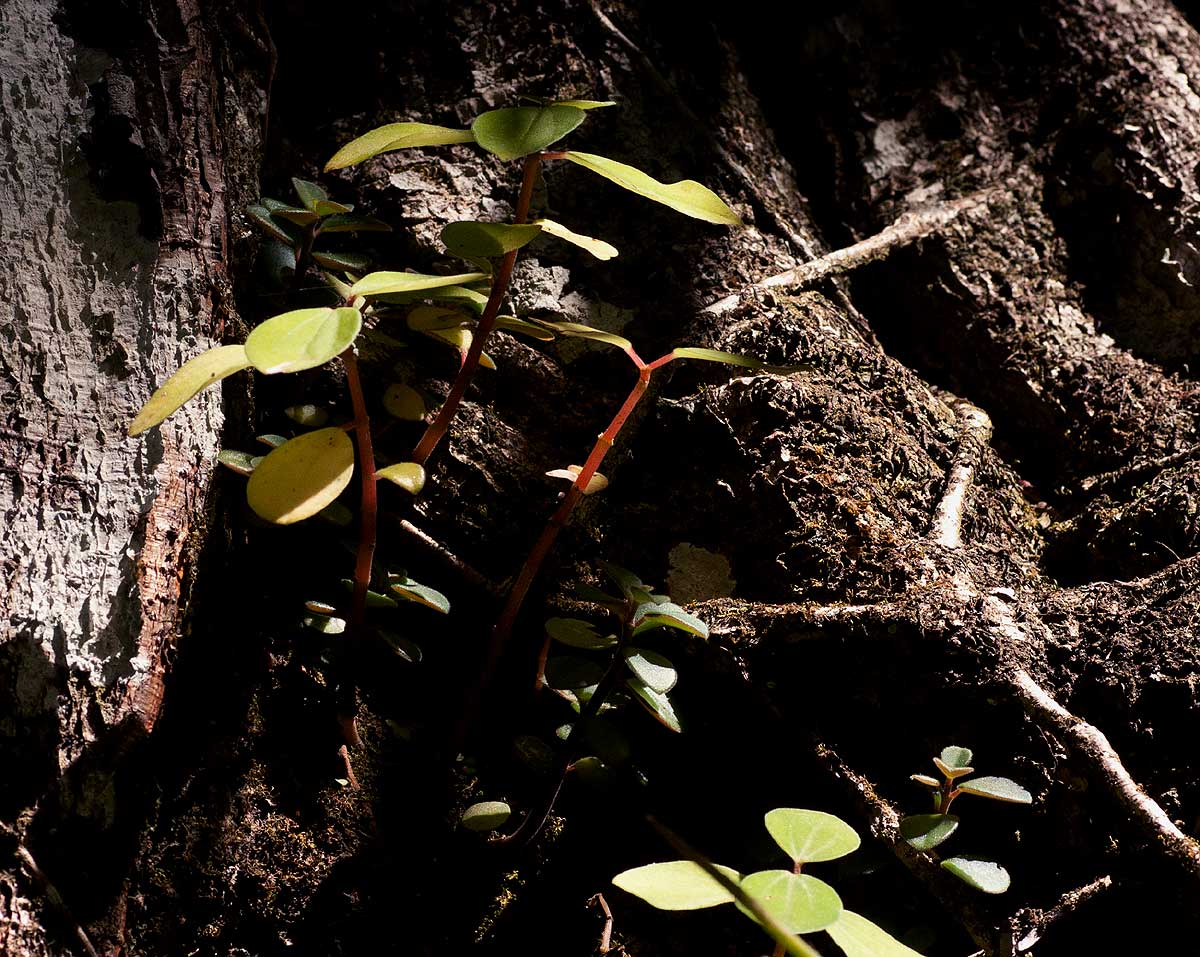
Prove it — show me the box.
[5,1,1200,955]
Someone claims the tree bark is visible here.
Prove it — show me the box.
[4,1,1200,955]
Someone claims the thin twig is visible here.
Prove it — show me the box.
[588,893,614,954]
[1009,874,1113,953]
[1007,669,1200,882]
[391,517,502,597]
[702,191,994,318]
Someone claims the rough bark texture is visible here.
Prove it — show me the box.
[5,0,1200,955]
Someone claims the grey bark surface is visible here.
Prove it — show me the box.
[4,1,1200,955]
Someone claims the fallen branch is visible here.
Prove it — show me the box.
[929,402,993,549]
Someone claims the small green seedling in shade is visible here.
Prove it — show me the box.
[613,808,926,957]
[902,745,1032,894]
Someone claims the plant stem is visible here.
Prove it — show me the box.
[339,348,377,741]
[411,153,542,466]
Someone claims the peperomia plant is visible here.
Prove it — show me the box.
[129,96,786,771]
[902,745,1033,894]
[613,808,926,957]
[461,562,712,844]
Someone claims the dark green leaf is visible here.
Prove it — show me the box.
[626,677,681,732]
[513,735,556,774]
[563,151,742,225]
[472,104,585,161]
[545,617,617,650]
[376,628,422,662]
[538,320,632,351]
[600,561,646,599]
[941,857,1011,894]
[270,205,321,226]
[291,178,329,210]
[247,204,301,244]
[545,656,605,691]
[441,221,542,258]
[389,575,450,614]
[217,449,258,476]
[311,250,373,273]
[338,579,398,608]
[303,613,346,635]
[579,716,632,765]
[575,583,623,605]
[899,814,959,851]
[319,213,392,233]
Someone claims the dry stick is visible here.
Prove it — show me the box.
[1,823,98,957]
[1007,668,1200,881]
[411,153,542,467]
[930,402,993,548]
[644,815,824,957]
[588,893,614,954]
[702,190,995,318]
[391,517,502,597]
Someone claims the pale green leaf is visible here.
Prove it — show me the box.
[217,449,257,476]
[496,315,556,340]
[764,809,861,865]
[285,404,329,427]
[532,218,618,260]
[545,618,617,650]
[246,427,355,525]
[956,776,1032,804]
[626,677,682,732]
[827,911,928,957]
[382,384,426,420]
[461,800,511,832]
[911,774,941,788]
[441,221,542,258]
[303,613,346,634]
[622,647,677,693]
[406,305,469,332]
[376,462,426,494]
[736,871,842,934]
[939,746,974,769]
[245,307,362,374]
[564,150,742,225]
[600,562,646,599]
[941,857,1010,894]
[932,757,975,780]
[672,347,791,373]
[350,271,488,297]
[325,122,476,171]
[389,575,450,614]
[612,860,740,910]
[631,601,709,639]
[130,344,251,436]
[472,104,585,161]
[899,814,959,852]
[556,99,617,110]
[539,320,632,351]
[256,433,288,448]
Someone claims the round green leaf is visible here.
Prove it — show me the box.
[626,677,682,733]
[376,462,426,495]
[382,384,426,421]
[441,221,542,258]
[736,870,842,934]
[956,776,1033,804]
[612,860,740,910]
[764,809,861,865]
[622,647,677,693]
[130,344,251,436]
[572,755,615,789]
[545,617,617,650]
[532,218,618,260]
[461,800,511,832]
[826,911,926,957]
[325,122,476,171]
[256,433,288,448]
[939,745,974,770]
[898,814,959,852]
[350,270,488,297]
[513,735,556,774]
[245,307,362,374]
[563,150,742,225]
[246,427,355,525]
[941,857,1011,894]
[472,104,585,161]
[303,613,346,634]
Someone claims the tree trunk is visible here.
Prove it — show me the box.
[4,1,1200,955]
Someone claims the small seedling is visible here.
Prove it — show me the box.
[902,745,1032,894]
[613,808,926,957]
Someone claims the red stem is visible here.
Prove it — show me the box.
[339,349,377,741]
[411,153,542,466]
